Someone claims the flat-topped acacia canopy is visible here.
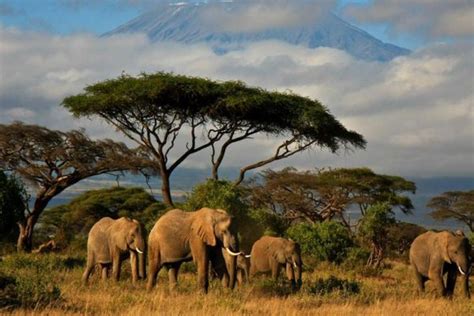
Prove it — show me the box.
[63,72,366,206]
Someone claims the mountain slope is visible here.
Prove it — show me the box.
[104,2,410,62]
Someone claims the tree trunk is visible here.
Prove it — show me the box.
[160,171,174,207]
[17,213,39,252]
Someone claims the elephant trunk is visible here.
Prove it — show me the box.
[138,252,146,279]
[227,255,237,290]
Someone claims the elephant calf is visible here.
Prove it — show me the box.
[82,217,146,284]
[409,230,471,298]
[250,236,302,289]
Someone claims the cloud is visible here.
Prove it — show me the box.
[343,0,474,39]
[0,26,472,177]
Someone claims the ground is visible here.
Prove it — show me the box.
[0,254,472,315]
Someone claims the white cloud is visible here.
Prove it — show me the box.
[0,26,472,178]
[343,0,474,39]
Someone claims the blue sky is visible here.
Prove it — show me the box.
[0,0,423,49]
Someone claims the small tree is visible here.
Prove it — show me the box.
[0,171,29,243]
[40,187,165,248]
[249,167,415,227]
[63,72,366,206]
[286,221,353,264]
[358,203,395,268]
[0,122,153,252]
[386,222,426,257]
[428,190,474,232]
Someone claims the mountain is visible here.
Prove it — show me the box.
[103,2,410,62]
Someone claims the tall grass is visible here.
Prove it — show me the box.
[0,253,472,315]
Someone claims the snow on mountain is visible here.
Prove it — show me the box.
[104,2,410,61]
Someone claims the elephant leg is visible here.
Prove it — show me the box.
[168,262,182,290]
[112,251,122,282]
[101,264,109,281]
[194,245,209,293]
[82,257,94,284]
[271,260,281,281]
[147,246,162,291]
[236,269,243,286]
[130,251,138,284]
[445,267,457,297]
[413,269,426,293]
[429,271,446,297]
[286,262,296,289]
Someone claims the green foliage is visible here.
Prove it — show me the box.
[0,254,67,308]
[40,187,165,247]
[307,276,360,296]
[286,221,353,264]
[428,190,474,232]
[0,171,28,243]
[468,232,474,245]
[343,247,371,268]
[248,208,290,237]
[358,203,396,243]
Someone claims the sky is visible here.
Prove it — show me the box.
[0,0,473,179]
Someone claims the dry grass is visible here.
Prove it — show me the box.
[1,257,473,315]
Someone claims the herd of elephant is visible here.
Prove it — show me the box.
[82,207,471,298]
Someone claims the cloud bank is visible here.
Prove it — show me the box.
[0,26,472,177]
[344,0,474,39]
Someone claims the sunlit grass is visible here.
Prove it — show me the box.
[1,254,472,315]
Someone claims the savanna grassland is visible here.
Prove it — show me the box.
[0,253,472,315]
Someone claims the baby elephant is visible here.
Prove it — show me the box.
[250,236,302,289]
[409,230,471,298]
[82,217,146,284]
[236,253,251,285]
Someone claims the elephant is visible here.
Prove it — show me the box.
[249,236,302,289]
[147,208,242,293]
[82,217,146,284]
[236,253,251,285]
[409,230,471,298]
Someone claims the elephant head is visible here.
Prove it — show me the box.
[192,208,240,289]
[111,218,146,279]
[441,231,471,298]
[271,239,302,288]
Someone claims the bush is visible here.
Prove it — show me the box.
[343,247,370,268]
[307,276,360,296]
[256,279,296,297]
[286,221,353,264]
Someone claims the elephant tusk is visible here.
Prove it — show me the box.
[225,247,242,256]
[457,264,466,276]
[136,247,144,254]
[245,255,251,258]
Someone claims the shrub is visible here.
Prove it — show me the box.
[307,276,360,296]
[344,247,371,268]
[256,279,296,297]
[286,221,353,264]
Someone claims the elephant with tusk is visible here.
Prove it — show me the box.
[147,208,240,293]
[82,217,146,285]
[409,230,471,298]
[249,236,303,289]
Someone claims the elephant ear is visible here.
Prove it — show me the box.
[192,210,216,246]
[439,232,452,264]
[110,218,131,251]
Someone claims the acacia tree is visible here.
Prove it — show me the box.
[0,122,153,252]
[248,167,415,227]
[63,72,365,206]
[428,190,474,232]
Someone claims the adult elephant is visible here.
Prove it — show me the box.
[409,230,471,298]
[250,236,302,289]
[82,217,146,284]
[147,208,241,293]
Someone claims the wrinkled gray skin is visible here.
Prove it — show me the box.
[82,217,146,284]
[409,230,471,298]
[147,208,240,293]
[250,236,302,289]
